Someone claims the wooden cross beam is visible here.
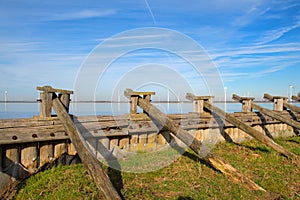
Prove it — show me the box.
[125,89,266,191]
[124,89,155,120]
[232,94,255,112]
[233,94,300,131]
[264,93,287,111]
[37,85,73,117]
[265,93,300,113]
[186,93,214,115]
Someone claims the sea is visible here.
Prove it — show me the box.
[0,102,299,119]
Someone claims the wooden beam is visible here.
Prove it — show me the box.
[51,93,121,200]
[37,85,73,94]
[203,99,300,163]
[234,94,300,130]
[264,93,300,113]
[292,95,300,102]
[125,89,266,192]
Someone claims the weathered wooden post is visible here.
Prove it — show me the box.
[128,91,155,119]
[186,93,213,115]
[124,89,266,191]
[292,94,300,102]
[37,85,122,200]
[185,93,300,163]
[234,94,300,131]
[37,86,73,117]
[263,94,287,111]
[39,89,53,118]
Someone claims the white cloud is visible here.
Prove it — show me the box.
[50,9,117,21]
[255,21,300,44]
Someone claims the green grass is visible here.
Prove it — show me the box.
[14,136,300,200]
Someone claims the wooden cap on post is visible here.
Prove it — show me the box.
[186,93,214,114]
[232,94,255,113]
[37,86,74,117]
[264,93,288,111]
[124,89,155,120]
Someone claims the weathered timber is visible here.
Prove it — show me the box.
[265,93,300,114]
[51,93,121,200]
[37,85,73,94]
[196,94,299,161]
[234,94,300,130]
[20,143,38,173]
[39,92,53,117]
[125,89,265,191]
[292,95,300,102]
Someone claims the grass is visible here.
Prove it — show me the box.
[13,136,300,200]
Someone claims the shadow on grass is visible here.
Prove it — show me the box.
[235,143,271,153]
[178,196,194,200]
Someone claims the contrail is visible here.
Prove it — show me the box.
[144,0,156,24]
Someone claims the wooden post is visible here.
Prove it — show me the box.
[39,141,54,167]
[265,94,300,114]
[228,94,300,162]
[292,95,300,102]
[126,91,155,118]
[130,96,138,114]
[186,93,213,115]
[51,92,121,200]
[4,145,19,168]
[40,92,53,117]
[59,93,71,112]
[263,94,287,111]
[235,94,300,131]
[231,94,254,112]
[124,89,266,191]
[37,85,73,117]
[20,143,38,173]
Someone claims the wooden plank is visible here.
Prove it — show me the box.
[20,143,38,173]
[118,137,129,149]
[0,126,68,145]
[3,145,19,168]
[125,89,265,191]
[39,141,54,167]
[51,92,121,200]
[54,141,67,159]
[37,85,73,94]
[67,142,77,156]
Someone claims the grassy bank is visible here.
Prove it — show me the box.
[14,136,300,199]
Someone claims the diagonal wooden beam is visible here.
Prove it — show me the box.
[264,93,300,114]
[51,93,122,200]
[233,94,300,131]
[125,89,266,192]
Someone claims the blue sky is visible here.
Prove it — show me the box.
[0,0,300,101]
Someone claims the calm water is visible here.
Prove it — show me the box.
[0,102,299,119]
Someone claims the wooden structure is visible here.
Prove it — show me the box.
[188,93,299,162]
[292,93,300,102]
[1,86,300,196]
[125,89,265,191]
[265,93,300,114]
[37,85,73,117]
[233,94,300,131]
[50,89,121,200]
